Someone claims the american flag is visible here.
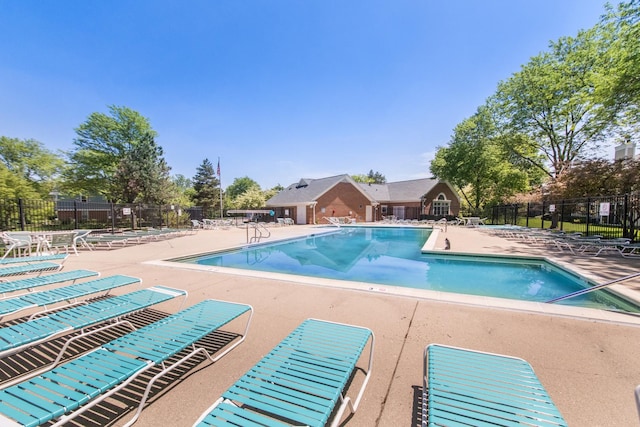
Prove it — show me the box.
[217,158,220,176]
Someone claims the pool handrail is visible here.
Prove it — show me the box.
[636,384,640,424]
[546,271,640,303]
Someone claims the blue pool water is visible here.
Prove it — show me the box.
[175,227,639,312]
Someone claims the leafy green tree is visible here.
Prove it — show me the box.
[226,177,260,200]
[263,184,284,202]
[234,187,266,209]
[192,158,220,217]
[0,163,40,200]
[0,136,64,197]
[112,133,172,203]
[352,170,386,184]
[172,174,193,193]
[430,107,535,214]
[0,163,42,230]
[170,174,195,206]
[600,0,640,122]
[64,105,158,200]
[491,27,614,179]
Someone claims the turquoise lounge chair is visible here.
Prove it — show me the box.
[84,234,133,249]
[0,254,68,266]
[0,274,140,321]
[0,262,62,280]
[0,286,187,390]
[193,318,374,427]
[0,298,252,427]
[0,285,186,360]
[0,269,99,297]
[423,344,567,426]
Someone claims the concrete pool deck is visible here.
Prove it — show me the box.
[52,224,640,426]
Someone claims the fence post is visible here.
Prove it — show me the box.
[526,203,530,227]
[73,200,79,230]
[111,203,116,233]
[624,194,629,239]
[560,200,565,231]
[513,204,518,226]
[18,199,26,231]
[586,198,591,236]
[541,201,546,229]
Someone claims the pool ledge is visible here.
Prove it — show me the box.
[143,257,640,327]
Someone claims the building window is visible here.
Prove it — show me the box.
[432,193,450,216]
[381,205,388,215]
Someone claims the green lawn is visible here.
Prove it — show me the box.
[513,217,626,238]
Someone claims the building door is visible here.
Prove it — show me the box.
[296,204,306,224]
[393,206,405,220]
[365,205,372,222]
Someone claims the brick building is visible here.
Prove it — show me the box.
[266,174,460,224]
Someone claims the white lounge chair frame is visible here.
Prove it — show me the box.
[0,299,253,427]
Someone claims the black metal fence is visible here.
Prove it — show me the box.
[0,199,204,233]
[490,193,640,241]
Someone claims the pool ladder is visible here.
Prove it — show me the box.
[247,222,271,244]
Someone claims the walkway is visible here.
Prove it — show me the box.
[54,224,640,426]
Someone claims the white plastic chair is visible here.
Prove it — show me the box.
[49,232,77,255]
[1,232,33,259]
[73,230,93,252]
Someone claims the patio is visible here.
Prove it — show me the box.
[18,223,640,426]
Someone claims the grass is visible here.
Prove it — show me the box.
[513,217,626,238]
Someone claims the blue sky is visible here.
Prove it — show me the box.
[1,1,611,190]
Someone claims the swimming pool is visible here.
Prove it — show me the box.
[173,227,640,313]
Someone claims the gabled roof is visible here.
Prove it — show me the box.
[267,175,458,206]
[266,174,375,206]
[360,178,444,203]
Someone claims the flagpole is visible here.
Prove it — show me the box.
[218,157,223,219]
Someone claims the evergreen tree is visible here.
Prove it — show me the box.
[113,133,171,204]
[192,158,220,217]
[367,170,386,184]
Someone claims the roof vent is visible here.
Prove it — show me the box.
[295,179,310,189]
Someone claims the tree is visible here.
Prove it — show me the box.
[491,27,614,180]
[172,174,193,193]
[600,0,640,122]
[234,187,266,209]
[226,177,260,200]
[192,158,220,217]
[112,133,172,204]
[351,170,386,184]
[0,136,64,197]
[548,158,640,239]
[0,163,42,230]
[0,163,39,200]
[64,105,158,200]
[263,184,284,202]
[170,174,195,206]
[430,107,538,214]
[549,158,640,199]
